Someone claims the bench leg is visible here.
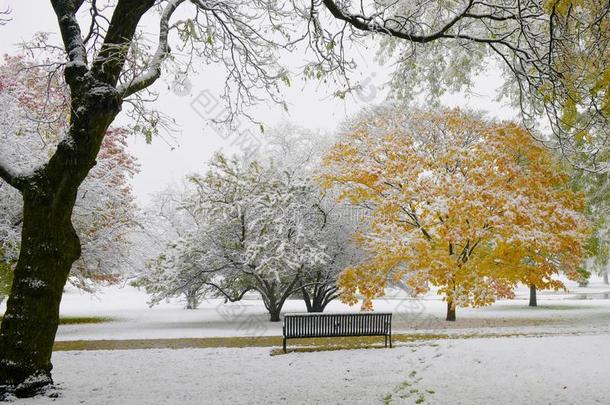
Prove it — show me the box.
[283,337,287,353]
[384,335,387,348]
[389,333,392,348]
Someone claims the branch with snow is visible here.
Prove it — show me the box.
[118,0,186,98]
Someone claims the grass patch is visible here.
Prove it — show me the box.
[54,336,282,351]
[0,316,113,325]
[58,316,114,325]
[53,333,447,353]
[53,329,585,353]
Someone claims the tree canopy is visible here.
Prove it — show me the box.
[321,106,589,319]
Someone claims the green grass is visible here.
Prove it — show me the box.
[52,330,568,353]
[58,316,114,325]
[0,316,113,325]
[53,333,450,353]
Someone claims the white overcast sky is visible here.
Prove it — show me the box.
[0,1,517,204]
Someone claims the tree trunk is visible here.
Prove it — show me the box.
[0,190,81,397]
[446,300,456,321]
[310,291,333,313]
[603,270,609,285]
[269,308,281,322]
[310,301,326,313]
[529,284,537,307]
[0,77,120,397]
[301,287,313,312]
[185,291,199,310]
[185,296,198,310]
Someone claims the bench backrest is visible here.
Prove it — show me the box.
[283,313,392,338]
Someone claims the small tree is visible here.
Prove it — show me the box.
[136,240,212,309]
[573,169,610,287]
[133,186,213,309]
[259,126,361,313]
[184,153,330,321]
[321,106,589,321]
[296,198,361,313]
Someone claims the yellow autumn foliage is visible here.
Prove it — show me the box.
[542,0,610,131]
[321,106,589,317]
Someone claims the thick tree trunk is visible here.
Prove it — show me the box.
[185,296,198,310]
[603,270,609,285]
[310,302,326,313]
[529,284,537,307]
[446,301,456,321]
[302,282,337,313]
[0,77,120,397]
[0,190,81,397]
[301,287,313,312]
[262,288,283,322]
[269,308,281,322]
[304,289,325,313]
[310,291,334,313]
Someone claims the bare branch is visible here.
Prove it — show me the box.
[0,6,11,25]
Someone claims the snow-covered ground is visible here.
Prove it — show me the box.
[14,334,610,404]
[2,277,610,404]
[4,277,606,341]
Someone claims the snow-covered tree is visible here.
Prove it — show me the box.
[321,106,589,321]
[573,170,610,286]
[137,126,361,315]
[324,0,610,167]
[133,186,212,310]
[258,126,361,313]
[182,153,331,321]
[0,56,139,293]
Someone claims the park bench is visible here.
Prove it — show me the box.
[282,312,392,352]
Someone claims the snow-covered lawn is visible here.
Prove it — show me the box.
[2,277,609,403]
[12,334,610,404]
[4,277,604,341]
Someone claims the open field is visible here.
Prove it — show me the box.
[2,277,610,404]
[13,334,610,405]
[5,278,604,343]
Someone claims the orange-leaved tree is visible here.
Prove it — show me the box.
[321,106,589,321]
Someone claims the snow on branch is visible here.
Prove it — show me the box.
[50,0,89,84]
[0,157,27,191]
[0,6,11,25]
[118,0,186,98]
[321,0,480,43]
